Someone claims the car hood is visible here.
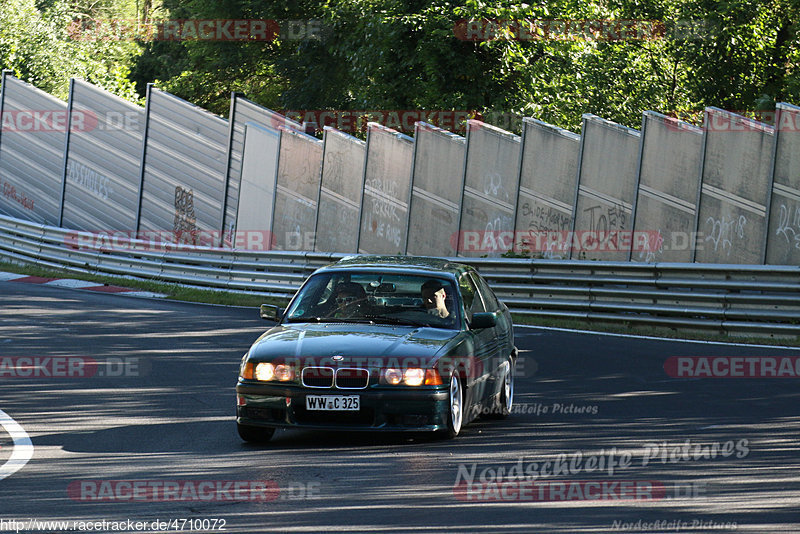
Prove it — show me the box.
[248,323,463,367]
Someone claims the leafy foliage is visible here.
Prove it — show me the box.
[2,0,799,131]
[0,0,142,101]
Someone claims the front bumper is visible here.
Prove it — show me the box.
[236,381,450,432]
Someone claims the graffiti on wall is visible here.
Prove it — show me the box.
[173,186,198,244]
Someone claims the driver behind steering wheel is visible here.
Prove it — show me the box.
[329,282,368,318]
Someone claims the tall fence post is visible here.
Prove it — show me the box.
[0,70,7,157]
[134,83,153,234]
[762,107,780,264]
[220,91,239,247]
[627,113,647,261]
[57,78,76,227]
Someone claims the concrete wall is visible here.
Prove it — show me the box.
[225,95,303,243]
[694,108,774,264]
[0,73,66,225]
[357,123,414,255]
[457,120,521,257]
[406,122,466,257]
[61,79,144,232]
[765,103,800,265]
[137,89,228,245]
[234,122,281,250]
[571,114,640,261]
[272,128,323,250]
[514,118,579,259]
[315,127,365,253]
[3,74,800,266]
[631,112,703,263]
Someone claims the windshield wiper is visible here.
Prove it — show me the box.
[364,315,430,327]
[288,316,376,324]
[286,315,429,327]
[285,316,320,323]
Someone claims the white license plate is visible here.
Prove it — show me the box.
[305,395,360,411]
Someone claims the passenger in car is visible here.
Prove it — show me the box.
[421,280,451,319]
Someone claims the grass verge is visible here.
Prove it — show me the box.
[511,313,800,347]
[0,261,287,308]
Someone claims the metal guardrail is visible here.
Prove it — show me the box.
[1,214,798,337]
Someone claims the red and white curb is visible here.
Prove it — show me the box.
[0,272,167,299]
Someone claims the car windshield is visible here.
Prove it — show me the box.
[283,271,460,329]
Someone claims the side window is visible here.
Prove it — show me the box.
[470,272,499,312]
[458,273,485,323]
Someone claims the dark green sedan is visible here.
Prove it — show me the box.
[235,255,517,442]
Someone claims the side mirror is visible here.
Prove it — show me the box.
[470,312,497,329]
[259,304,282,322]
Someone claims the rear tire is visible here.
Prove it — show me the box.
[498,359,514,418]
[237,423,275,443]
[487,360,514,419]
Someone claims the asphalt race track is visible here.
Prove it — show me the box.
[1,281,799,533]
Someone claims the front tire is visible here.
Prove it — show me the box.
[237,423,275,443]
[445,373,464,438]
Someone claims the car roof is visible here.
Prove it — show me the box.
[315,255,474,278]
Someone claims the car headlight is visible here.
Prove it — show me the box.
[403,368,425,386]
[274,364,295,381]
[255,362,275,381]
[383,368,403,385]
[245,362,294,382]
[381,368,443,386]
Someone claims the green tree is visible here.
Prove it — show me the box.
[0,0,142,102]
[127,0,800,130]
